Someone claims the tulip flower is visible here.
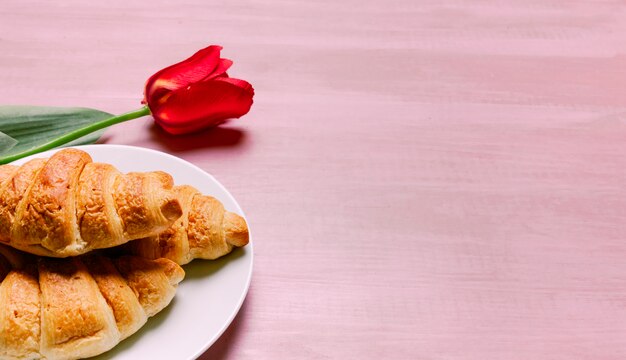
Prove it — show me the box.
[144,45,254,135]
[0,45,255,163]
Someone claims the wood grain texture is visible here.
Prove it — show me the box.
[2,0,626,358]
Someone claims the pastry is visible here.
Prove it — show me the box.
[125,185,249,265]
[0,148,183,257]
[0,244,184,360]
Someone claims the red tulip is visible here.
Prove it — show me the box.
[0,45,258,163]
[143,45,254,135]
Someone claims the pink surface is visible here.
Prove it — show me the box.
[2,0,626,358]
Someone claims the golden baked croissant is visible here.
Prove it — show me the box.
[125,185,249,265]
[0,244,184,360]
[0,148,183,257]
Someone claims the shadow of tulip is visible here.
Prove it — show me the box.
[95,134,113,144]
[197,297,251,360]
[149,123,247,152]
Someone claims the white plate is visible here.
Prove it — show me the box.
[11,144,253,360]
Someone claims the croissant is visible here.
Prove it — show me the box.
[0,148,183,257]
[0,244,184,360]
[125,185,249,265]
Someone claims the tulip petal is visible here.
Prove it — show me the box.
[152,78,254,135]
[213,77,255,92]
[205,58,233,81]
[144,45,233,104]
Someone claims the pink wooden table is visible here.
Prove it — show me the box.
[2,0,626,358]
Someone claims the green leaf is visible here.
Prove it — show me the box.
[0,131,18,154]
[0,106,113,163]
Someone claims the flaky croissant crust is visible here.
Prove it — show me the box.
[0,244,184,360]
[126,185,249,265]
[0,149,183,257]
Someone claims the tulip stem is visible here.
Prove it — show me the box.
[0,106,151,164]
